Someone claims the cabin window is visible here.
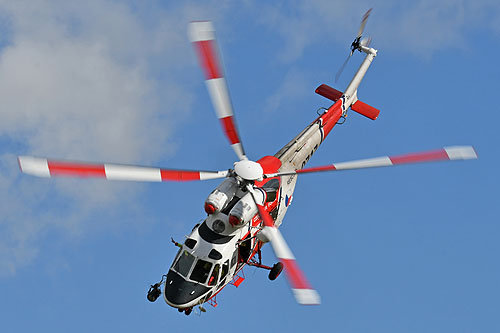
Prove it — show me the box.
[230,250,238,268]
[190,259,213,284]
[221,260,229,279]
[208,249,223,260]
[185,238,197,249]
[263,179,280,202]
[174,250,195,278]
[208,264,220,286]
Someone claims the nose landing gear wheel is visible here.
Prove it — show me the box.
[268,262,284,281]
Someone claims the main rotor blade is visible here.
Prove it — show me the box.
[265,146,477,178]
[357,8,372,38]
[188,21,247,161]
[18,156,228,182]
[248,185,321,305]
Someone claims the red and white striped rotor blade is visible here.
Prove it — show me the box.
[188,21,246,161]
[265,146,477,178]
[253,196,320,305]
[18,156,228,182]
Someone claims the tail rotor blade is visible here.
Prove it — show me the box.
[357,8,372,38]
[360,36,372,48]
[265,146,478,178]
[248,185,321,305]
[18,156,228,182]
[189,21,247,161]
[335,53,352,83]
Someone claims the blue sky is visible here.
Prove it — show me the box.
[1,1,499,332]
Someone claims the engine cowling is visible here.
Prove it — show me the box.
[228,188,266,227]
[204,178,238,215]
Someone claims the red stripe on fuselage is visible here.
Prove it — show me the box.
[256,204,275,228]
[281,258,312,290]
[220,116,240,144]
[47,161,106,177]
[195,40,222,80]
[160,170,201,181]
[390,149,449,165]
[320,100,343,139]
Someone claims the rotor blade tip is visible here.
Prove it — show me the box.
[444,146,478,160]
[18,156,50,177]
[188,21,215,42]
[293,288,321,305]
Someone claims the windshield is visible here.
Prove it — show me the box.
[173,250,195,278]
[190,259,213,284]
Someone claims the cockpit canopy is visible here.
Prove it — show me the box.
[172,250,228,287]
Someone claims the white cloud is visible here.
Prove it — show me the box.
[257,1,361,62]
[264,68,313,114]
[0,0,227,275]
[258,0,500,61]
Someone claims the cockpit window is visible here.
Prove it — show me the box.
[171,248,182,268]
[208,264,220,286]
[190,259,213,284]
[174,250,195,278]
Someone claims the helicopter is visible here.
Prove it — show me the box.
[17,10,477,315]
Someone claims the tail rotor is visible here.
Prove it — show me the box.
[335,8,373,83]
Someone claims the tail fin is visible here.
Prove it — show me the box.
[315,84,380,120]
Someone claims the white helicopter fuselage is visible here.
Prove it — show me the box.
[162,55,372,308]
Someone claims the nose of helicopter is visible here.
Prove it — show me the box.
[164,269,211,307]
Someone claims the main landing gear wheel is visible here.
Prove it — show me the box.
[184,308,192,316]
[268,262,284,281]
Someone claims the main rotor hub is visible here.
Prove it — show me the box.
[234,160,263,181]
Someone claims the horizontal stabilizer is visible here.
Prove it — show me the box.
[351,100,380,120]
[315,84,342,102]
[315,83,380,120]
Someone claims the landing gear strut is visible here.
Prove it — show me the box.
[246,245,284,281]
